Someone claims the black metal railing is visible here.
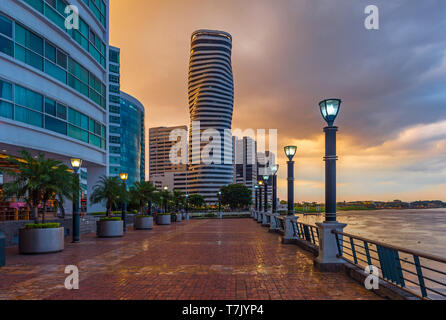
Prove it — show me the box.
[291,221,320,246]
[333,230,446,300]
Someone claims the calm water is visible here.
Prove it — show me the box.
[298,208,446,258]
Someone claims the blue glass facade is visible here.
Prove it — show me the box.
[120,95,145,186]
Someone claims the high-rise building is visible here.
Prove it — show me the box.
[234,136,257,201]
[108,46,145,186]
[187,29,234,204]
[120,92,145,186]
[0,0,109,213]
[149,126,187,178]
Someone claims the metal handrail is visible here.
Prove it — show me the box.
[291,221,320,246]
[333,230,446,300]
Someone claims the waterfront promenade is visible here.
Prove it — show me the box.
[0,219,379,300]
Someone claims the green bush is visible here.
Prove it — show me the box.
[137,215,153,218]
[25,223,60,229]
[99,217,122,221]
[89,211,121,216]
[157,213,171,216]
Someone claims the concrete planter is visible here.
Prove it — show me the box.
[96,220,124,238]
[156,215,171,225]
[134,216,153,230]
[176,214,182,222]
[19,227,64,254]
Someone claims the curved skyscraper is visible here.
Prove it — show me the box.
[188,29,234,204]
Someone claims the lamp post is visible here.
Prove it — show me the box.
[314,98,346,271]
[70,158,82,243]
[319,99,341,222]
[271,165,279,214]
[284,146,297,216]
[254,185,259,212]
[163,186,168,213]
[218,191,222,219]
[119,173,128,233]
[185,194,189,220]
[263,175,269,213]
[258,180,263,212]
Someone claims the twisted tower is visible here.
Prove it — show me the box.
[187,30,234,204]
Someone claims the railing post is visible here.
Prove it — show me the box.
[257,211,263,223]
[262,212,269,227]
[269,214,279,233]
[413,255,428,298]
[314,223,347,272]
[282,215,299,244]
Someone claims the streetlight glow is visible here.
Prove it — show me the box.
[319,98,341,126]
[271,165,279,175]
[119,172,129,181]
[284,146,297,161]
[70,158,82,168]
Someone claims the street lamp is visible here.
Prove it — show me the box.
[263,175,269,213]
[70,158,82,243]
[271,165,279,214]
[163,186,168,213]
[218,191,222,219]
[254,185,259,212]
[319,99,341,127]
[119,173,128,233]
[319,99,341,222]
[284,146,297,216]
[314,98,346,271]
[257,180,263,212]
[185,194,189,220]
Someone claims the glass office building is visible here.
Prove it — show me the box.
[119,92,145,186]
[0,0,109,214]
[107,46,146,186]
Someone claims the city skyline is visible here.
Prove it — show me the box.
[110,0,446,202]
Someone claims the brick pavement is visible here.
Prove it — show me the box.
[0,219,381,300]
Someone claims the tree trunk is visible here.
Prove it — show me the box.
[33,206,40,224]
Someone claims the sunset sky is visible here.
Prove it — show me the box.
[109,0,446,202]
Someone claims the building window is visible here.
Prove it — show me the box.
[0,78,106,149]
[0,18,107,109]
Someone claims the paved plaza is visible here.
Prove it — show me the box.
[0,219,380,300]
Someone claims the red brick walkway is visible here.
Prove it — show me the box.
[0,219,380,300]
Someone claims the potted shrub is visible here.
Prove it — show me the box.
[129,181,158,230]
[134,215,153,230]
[1,151,77,254]
[90,176,126,237]
[19,222,64,254]
[96,217,123,238]
[156,213,171,225]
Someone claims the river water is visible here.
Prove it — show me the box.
[298,208,446,258]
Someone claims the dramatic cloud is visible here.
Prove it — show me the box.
[110,0,446,201]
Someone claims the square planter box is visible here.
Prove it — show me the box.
[176,214,182,222]
[156,215,171,225]
[19,227,64,254]
[134,216,153,230]
[96,220,124,238]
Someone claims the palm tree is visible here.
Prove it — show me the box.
[89,176,126,217]
[1,150,76,224]
[172,189,185,213]
[129,181,157,215]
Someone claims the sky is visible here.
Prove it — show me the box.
[109,0,446,202]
